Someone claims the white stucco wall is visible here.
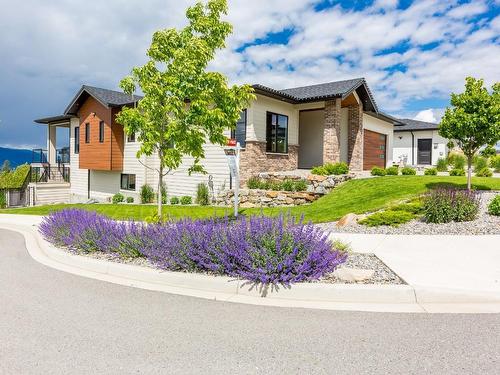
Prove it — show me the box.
[363,113,394,167]
[393,130,448,166]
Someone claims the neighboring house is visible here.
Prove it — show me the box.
[32,78,399,204]
[393,119,449,166]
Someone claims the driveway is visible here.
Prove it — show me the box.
[1,228,499,374]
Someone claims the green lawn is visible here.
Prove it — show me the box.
[1,176,499,223]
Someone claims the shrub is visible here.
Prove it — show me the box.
[39,210,347,286]
[389,202,424,214]
[359,210,414,227]
[281,179,295,191]
[449,168,465,176]
[436,158,448,172]
[140,184,155,204]
[475,167,492,177]
[247,176,261,189]
[112,193,124,204]
[488,195,500,216]
[424,168,437,175]
[386,166,399,175]
[490,155,500,172]
[473,155,488,171]
[170,196,179,205]
[311,165,326,175]
[180,196,192,205]
[448,153,466,169]
[312,162,349,176]
[196,183,210,206]
[0,190,6,208]
[401,166,416,175]
[371,167,386,176]
[294,179,308,192]
[423,188,480,223]
[160,184,168,204]
[126,196,134,204]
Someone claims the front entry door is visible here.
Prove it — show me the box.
[417,139,432,165]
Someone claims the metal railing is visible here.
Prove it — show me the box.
[30,165,70,183]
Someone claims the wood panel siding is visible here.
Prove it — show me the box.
[78,97,123,171]
[363,129,386,170]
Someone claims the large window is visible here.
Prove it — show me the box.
[120,174,136,191]
[74,127,80,154]
[99,121,105,143]
[266,112,288,153]
[231,109,246,148]
[85,123,90,143]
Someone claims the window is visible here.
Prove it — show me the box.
[120,174,136,191]
[85,123,90,143]
[230,110,246,147]
[74,127,80,154]
[266,112,288,153]
[99,121,105,143]
[127,132,136,142]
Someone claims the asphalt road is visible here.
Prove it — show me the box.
[1,228,499,375]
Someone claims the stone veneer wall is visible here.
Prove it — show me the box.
[347,103,364,171]
[323,98,342,164]
[239,141,299,184]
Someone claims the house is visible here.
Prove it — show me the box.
[31,78,399,204]
[393,119,449,166]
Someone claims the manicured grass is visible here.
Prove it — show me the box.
[1,176,499,223]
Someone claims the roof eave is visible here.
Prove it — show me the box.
[63,86,110,116]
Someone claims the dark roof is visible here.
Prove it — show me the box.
[34,114,75,125]
[365,111,403,125]
[394,118,439,132]
[64,85,142,115]
[252,78,378,112]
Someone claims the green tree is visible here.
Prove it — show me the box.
[439,77,500,189]
[116,0,254,216]
[1,160,11,173]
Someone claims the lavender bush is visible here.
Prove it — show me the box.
[423,188,480,223]
[40,209,347,286]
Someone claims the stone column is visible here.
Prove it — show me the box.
[347,103,364,171]
[323,98,341,164]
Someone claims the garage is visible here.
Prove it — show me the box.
[363,129,386,170]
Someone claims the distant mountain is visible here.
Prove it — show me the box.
[0,147,33,168]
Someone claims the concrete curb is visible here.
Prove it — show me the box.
[1,219,499,313]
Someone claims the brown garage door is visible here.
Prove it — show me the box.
[363,130,386,170]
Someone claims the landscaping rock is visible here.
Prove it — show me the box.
[336,213,358,227]
[332,267,375,282]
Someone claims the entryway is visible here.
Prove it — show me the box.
[417,139,432,165]
[363,130,386,170]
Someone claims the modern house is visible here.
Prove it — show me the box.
[393,119,448,166]
[31,78,399,204]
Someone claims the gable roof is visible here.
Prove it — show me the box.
[64,85,142,115]
[394,118,439,132]
[252,78,378,112]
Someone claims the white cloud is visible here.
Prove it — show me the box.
[414,109,438,122]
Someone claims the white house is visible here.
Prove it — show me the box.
[30,78,399,205]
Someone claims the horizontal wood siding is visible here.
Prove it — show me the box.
[111,108,125,171]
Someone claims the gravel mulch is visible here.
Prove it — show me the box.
[319,191,500,235]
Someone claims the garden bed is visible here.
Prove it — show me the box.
[321,191,500,235]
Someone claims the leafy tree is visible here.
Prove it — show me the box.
[1,160,11,173]
[116,0,254,215]
[439,77,500,189]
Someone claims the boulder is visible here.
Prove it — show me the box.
[333,267,374,282]
[336,213,358,227]
[266,191,279,198]
[308,174,327,182]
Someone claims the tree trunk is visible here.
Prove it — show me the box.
[467,155,472,191]
[158,164,163,217]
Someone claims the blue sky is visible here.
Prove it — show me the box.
[0,0,499,149]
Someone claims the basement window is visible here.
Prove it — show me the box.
[120,174,136,191]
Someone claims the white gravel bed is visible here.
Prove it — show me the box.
[319,191,500,235]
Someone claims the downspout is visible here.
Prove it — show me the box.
[410,130,415,165]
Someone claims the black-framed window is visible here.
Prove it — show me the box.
[127,132,136,142]
[231,109,247,147]
[74,127,80,154]
[99,121,105,143]
[85,123,90,143]
[266,112,288,153]
[120,174,136,191]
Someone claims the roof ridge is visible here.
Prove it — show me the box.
[281,77,365,91]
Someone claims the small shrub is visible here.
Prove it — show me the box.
[294,179,308,192]
[424,168,437,175]
[196,183,210,206]
[140,184,155,204]
[448,153,466,169]
[311,165,326,175]
[371,167,386,176]
[449,168,465,176]
[0,190,6,208]
[401,166,416,175]
[389,202,424,214]
[489,155,500,172]
[112,193,124,204]
[475,167,492,177]
[488,195,500,216]
[160,184,168,204]
[180,196,192,205]
[281,179,295,192]
[436,158,448,172]
[126,196,134,204]
[170,196,179,205]
[423,188,480,223]
[312,162,349,175]
[359,210,415,227]
[386,166,399,175]
[247,176,261,189]
[473,155,488,171]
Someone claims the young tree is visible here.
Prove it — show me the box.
[116,0,254,216]
[439,77,500,189]
[1,160,10,173]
